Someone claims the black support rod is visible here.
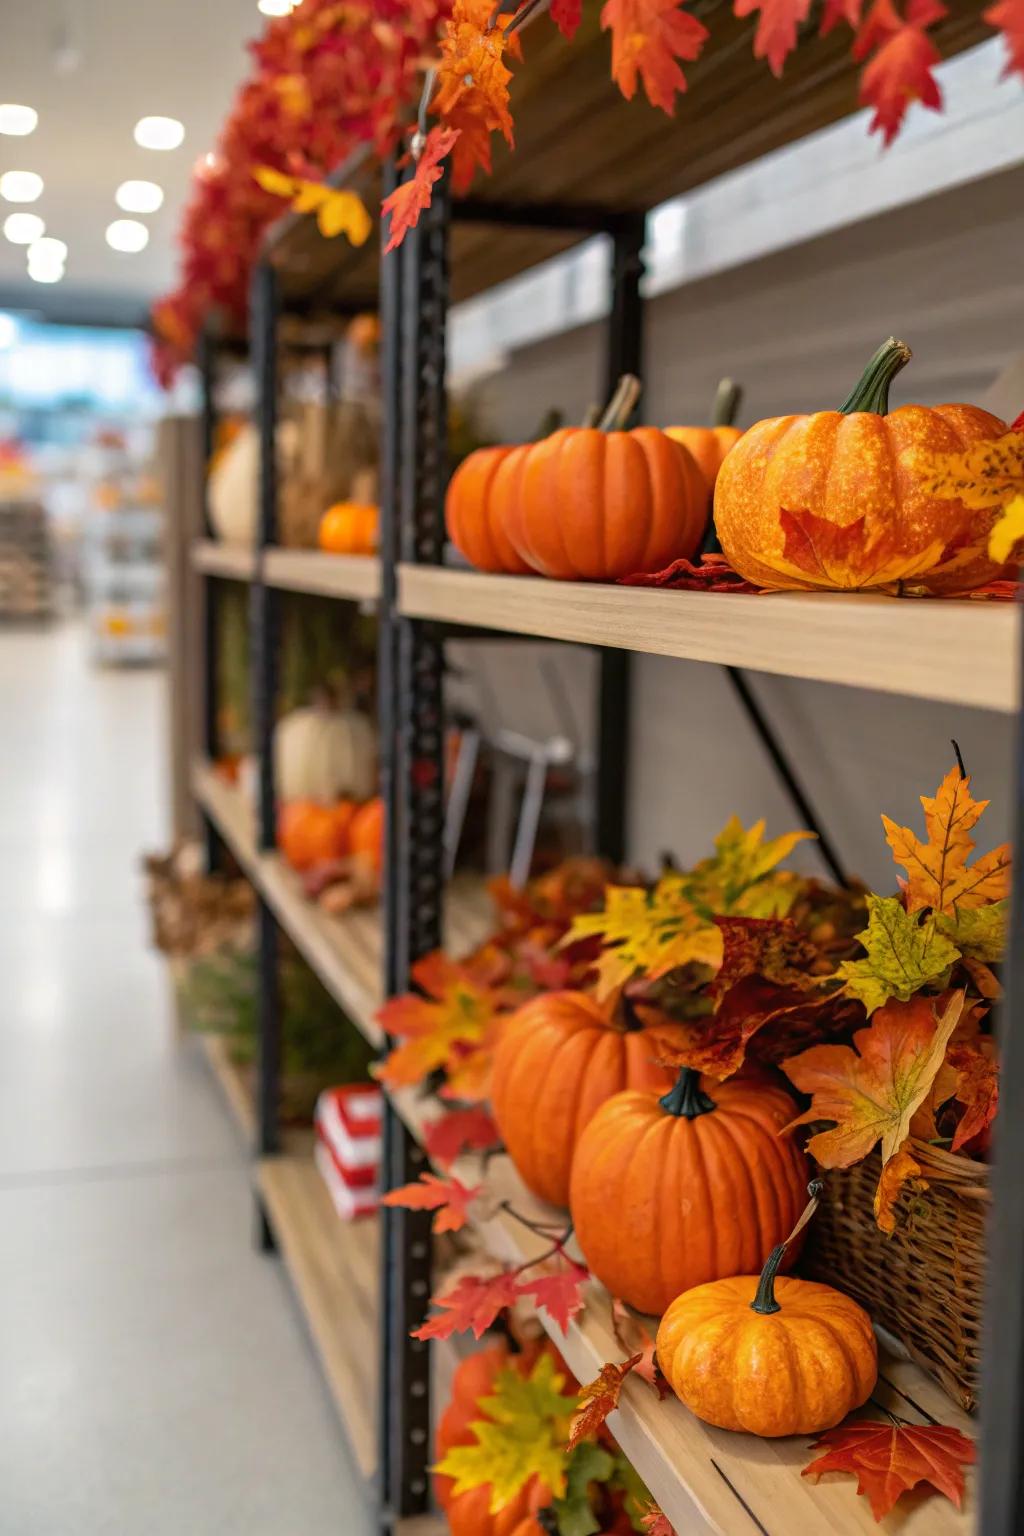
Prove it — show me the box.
[197,325,223,871]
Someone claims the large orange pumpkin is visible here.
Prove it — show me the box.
[445,445,533,574]
[491,991,675,1209]
[714,338,1008,594]
[349,797,383,873]
[506,425,707,581]
[277,799,355,871]
[666,378,744,503]
[569,1067,809,1315]
[318,501,378,555]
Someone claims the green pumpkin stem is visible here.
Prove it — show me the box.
[659,1066,716,1119]
[750,1179,824,1316]
[838,338,912,417]
[597,373,642,432]
[712,378,742,428]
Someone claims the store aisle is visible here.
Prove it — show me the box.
[0,622,373,1536]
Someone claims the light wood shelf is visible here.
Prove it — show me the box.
[262,546,381,602]
[191,538,257,581]
[398,564,1019,714]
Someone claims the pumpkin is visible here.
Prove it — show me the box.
[569,1067,809,1315]
[445,444,533,574]
[509,1520,547,1536]
[318,501,378,556]
[273,700,376,804]
[349,796,384,873]
[666,378,744,503]
[448,1480,551,1536]
[278,799,355,871]
[656,1200,878,1436]
[435,1340,561,1512]
[714,337,1008,594]
[207,419,299,546]
[491,991,675,1209]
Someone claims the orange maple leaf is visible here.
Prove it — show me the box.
[374,949,500,1089]
[381,126,460,253]
[734,0,813,77]
[820,0,864,33]
[853,0,948,146]
[873,1142,925,1233]
[381,1172,482,1233]
[566,1355,642,1451]
[641,1509,677,1536]
[802,1419,975,1520]
[987,0,1024,79]
[431,0,522,191]
[601,0,709,115]
[778,506,945,589]
[881,764,1011,915]
[948,1038,999,1152]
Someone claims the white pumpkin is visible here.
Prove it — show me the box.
[273,703,377,804]
[208,420,299,546]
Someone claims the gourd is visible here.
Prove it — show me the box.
[714,338,1008,594]
[318,501,378,556]
[349,796,384,874]
[569,1067,809,1315]
[491,991,674,1208]
[277,800,355,871]
[656,1185,878,1436]
[666,378,744,504]
[445,444,533,574]
[273,698,376,804]
[207,419,299,546]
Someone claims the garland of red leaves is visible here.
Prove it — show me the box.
[152,0,1023,384]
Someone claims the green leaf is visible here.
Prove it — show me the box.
[837,895,961,1014]
[550,1442,614,1535]
[935,899,1008,963]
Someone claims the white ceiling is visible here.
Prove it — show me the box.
[0,0,263,326]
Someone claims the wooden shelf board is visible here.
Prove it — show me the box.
[199,1034,258,1143]
[258,1154,379,1481]
[262,546,381,602]
[399,565,1019,714]
[191,539,256,581]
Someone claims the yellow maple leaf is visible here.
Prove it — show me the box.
[882,764,1011,915]
[837,894,961,1014]
[905,429,1024,511]
[253,167,371,245]
[989,493,1024,564]
[562,881,720,1002]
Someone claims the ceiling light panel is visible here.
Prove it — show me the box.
[0,171,43,203]
[3,212,45,245]
[115,180,164,214]
[0,104,38,137]
[133,116,184,151]
[106,219,149,253]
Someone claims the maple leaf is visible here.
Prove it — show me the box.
[687,815,813,915]
[882,765,1011,915]
[517,1259,589,1334]
[551,0,584,38]
[820,0,864,33]
[381,126,460,254]
[990,493,1024,563]
[734,0,813,77]
[987,0,1024,79]
[381,1172,481,1234]
[782,989,965,1168]
[778,506,945,588]
[550,1441,615,1536]
[374,950,500,1090]
[948,1039,999,1152]
[562,882,720,1002]
[601,0,710,116]
[641,1508,677,1536]
[837,894,960,1014]
[873,1142,925,1233]
[413,1270,521,1341]
[934,898,1008,963]
[422,1106,501,1168]
[252,167,372,244]
[612,1298,670,1399]
[906,428,1024,512]
[802,1419,975,1520]
[855,0,948,146]
[567,1356,643,1452]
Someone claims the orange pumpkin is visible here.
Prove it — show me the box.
[714,337,1008,594]
[569,1067,809,1316]
[491,991,675,1209]
[666,378,744,502]
[347,313,380,355]
[506,425,707,581]
[509,1521,547,1536]
[445,445,533,574]
[318,501,378,556]
[448,1480,551,1536]
[349,796,384,873]
[277,799,355,871]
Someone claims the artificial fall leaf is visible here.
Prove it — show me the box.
[551,0,584,37]
[802,1419,975,1520]
[935,899,1008,963]
[550,1441,615,1536]
[641,1508,677,1535]
[612,1299,670,1399]
[855,0,948,146]
[779,507,944,588]
[380,1172,481,1234]
[566,1356,643,1452]
[906,427,1024,512]
[782,989,965,1168]
[561,882,719,1002]
[422,1105,501,1168]
[734,0,813,76]
[948,1039,999,1152]
[518,1259,589,1333]
[374,950,500,1090]
[837,894,960,1014]
[381,126,460,253]
[820,0,864,32]
[413,1269,521,1341]
[990,494,1024,563]
[432,0,520,191]
[987,0,1024,78]
[252,168,372,244]
[873,1142,925,1233]
[601,0,710,115]
[685,815,813,916]
[882,765,1011,916]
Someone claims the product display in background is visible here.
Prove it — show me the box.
[314,1085,382,1220]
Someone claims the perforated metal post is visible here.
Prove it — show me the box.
[197,325,224,870]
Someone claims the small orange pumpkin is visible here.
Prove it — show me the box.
[318,501,378,556]
[666,378,744,503]
[349,796,384,874]
[445,445,533,574]
[448,1480,551,1536]
[714,338,1008,594]
[569,1067,809,1316]
[491,991,675,1209]
[656,1199,878,1436]
[277,799,355,871]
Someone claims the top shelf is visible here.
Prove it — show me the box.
[398,565,1020,713]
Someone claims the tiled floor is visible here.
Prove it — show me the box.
[0,621,373,1535]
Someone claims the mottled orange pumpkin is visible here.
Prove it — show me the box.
[666,378,744,502]
[656,1248,877,1436]
[714,338,1008,594]
[318,501,378,555]
[505,425,708,581]
[445,445,533,574]
[277,799,355,871]
[569,1068,809,1316]
[491,991,675,1209]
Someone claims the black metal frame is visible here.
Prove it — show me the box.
[197,325,223,872]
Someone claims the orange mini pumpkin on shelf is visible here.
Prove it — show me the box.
[445,444,533,575]
[714,337,1008,594]
[448,1480,551,1536]
[318,501,379,556]
[666,378,744,504]
[491,991,674,1209]
[349,796,384,874]
[277,799,355,871]
[569,1066,809,1316]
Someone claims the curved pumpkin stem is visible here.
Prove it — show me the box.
[750,1179,824,1316]
[598,373,642,432]
[712,378,742,428]
[838,337,912,417]
[659,1066,716,1120]
[617,992,645,1034]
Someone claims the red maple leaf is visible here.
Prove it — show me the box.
[381,126,460,253]
[551,0,584,37]
[820,0,864,32]
[854,0,948,145]
[423,1106,501,1168]
[987,0,1024,78]
[381,1172,481,1233]
[619,552,761,592]
[517,1260,589,1333]
[567,1356,643,1451]
[601,0,709,115]
[734,0,813,76]
[803,1420,975,1520]
[641,1510,677,1536]
[612,1298,671,1399]
[948,1040,999,1152]
[412,1270,521,1341]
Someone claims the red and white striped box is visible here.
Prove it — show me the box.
[314,1084,382,1220]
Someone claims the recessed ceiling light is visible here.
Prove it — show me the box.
[106,218,149,253]
[133,116,184,151]
[0,104,38,137]
[0,170,43,203]
[3,212,45,245]
[30,237,67,264]
[115,179,164,214]
[0,313,17,348]
[258,0,296,13]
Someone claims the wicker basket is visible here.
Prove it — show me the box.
[804,1138,989,1412]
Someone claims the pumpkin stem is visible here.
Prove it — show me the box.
[597,373,642,432]
[750,1179,824,1316]
[618,992,645,1033]
[838,337,912,416]
[952,738,967,780]
[659,1066,716,1119]
[712,378,742,428]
